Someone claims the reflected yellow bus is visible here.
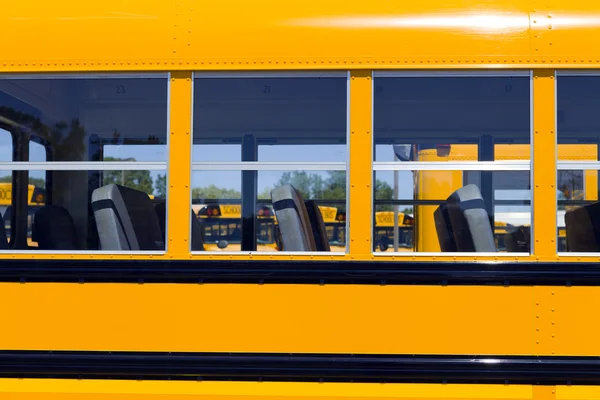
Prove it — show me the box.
[374,211,414,252]
[319,206,346,252]
[415,144,596,252]
[194,203,279,251]
[0,183,46,248]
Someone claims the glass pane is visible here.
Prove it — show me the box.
[192,76,347,162]
[191,170,347,252]
[0,128,12,162]
[374,76,531,162]
[556,76,600,252]
[0,169,167,251]
[0,77,168,162]
[375,170,531,253]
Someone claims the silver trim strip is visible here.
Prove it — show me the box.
[373,161,530,171]
[191,162,347,171]
[191,251,347,256]
[557,161,600,170]
[0,162,167,171]
[558,252,600,257]
[373,252,530,257]
[193,71,347,79]
[556,70,600,77]
[0,251,166,255]
[0,73,168,80]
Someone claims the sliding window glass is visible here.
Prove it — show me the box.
[0,75,168,252]
[556,72,600,253]
[192,73,348,253]
[373,72,532,254]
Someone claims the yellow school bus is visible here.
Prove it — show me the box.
[0,183,46,247]
[4,0,600,399]
[195,203,279,251]
[415,144,597,252]
[319,206,347,251]
[374,211,414,252]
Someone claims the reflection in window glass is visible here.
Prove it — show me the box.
[192,75,348,252]
[0,78,168,162]
[374,75,531,253]
[374,76,530,162]
[0,169,167,252]
[193,77,346,163]
[0,76,169,252]
[557,76,600,252]
[0,128,12,162]
[374,170,531,253]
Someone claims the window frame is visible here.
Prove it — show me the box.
[190,71,351,255]
[371,70,534,257]
[0,72,171,254]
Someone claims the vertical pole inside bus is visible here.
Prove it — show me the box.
[12,131,29,249]
[479,134,494,229]
[241,134,257,252]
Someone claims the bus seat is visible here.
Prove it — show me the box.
[446,184,497,252]
[0,211,8,250]
[32,205,79,250]
[433,203,457,252]
[190,210,205,251]
[504,226,531,252]
[91,184,164,251]
[153,202,167,243]
[304,200,330,252]
[153,202,205,251]
[271,185,317,251]
[565,202,600,252]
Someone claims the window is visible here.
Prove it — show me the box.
[0,75,169,252]
[373,72,532,254]
[556,73,600,253]
[192,73,348,253]
[0,128,12,246]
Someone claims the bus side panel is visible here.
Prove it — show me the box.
[0,380,536,400]
[0,283,534,355]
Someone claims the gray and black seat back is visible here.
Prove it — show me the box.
[304,200,330,252]
[91,184,164,251]
[446,184,497,252]
[153,202,167,244]
[504,226,531,252]
[271,185,316,251]
[433,202,457,252]
[32,205,79,250]
[190,210,205,251]
[565,201,600,252]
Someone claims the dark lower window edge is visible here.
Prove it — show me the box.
[1,351,600,385]
[1,259,600,286]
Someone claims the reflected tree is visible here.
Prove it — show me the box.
[192,185,241,200]
[0,175,45,188]
[155,174,167,198]
[103,157,153,194]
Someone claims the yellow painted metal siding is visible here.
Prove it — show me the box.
[0,283,534,355]
[167,72,193,255]
[0,380,535,400]
[349,71,373,256]
[532,70,557,260]
[2,1,600,71]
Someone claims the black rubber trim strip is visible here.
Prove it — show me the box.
[1,351,600,384]
[2,259,600,286]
